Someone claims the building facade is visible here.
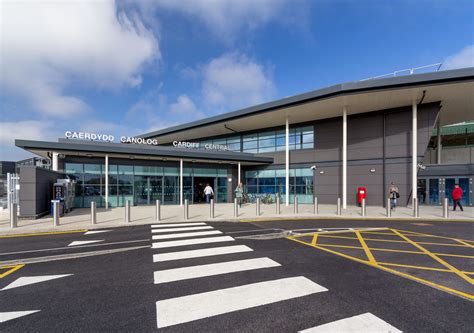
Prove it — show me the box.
[15,67,474,216]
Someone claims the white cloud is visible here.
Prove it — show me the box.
[0,0,159,117]
[0,121,57,147]
[169,95,202,117]
[443,45,474,70]
[202,53,275,111]
[150,0,288,40]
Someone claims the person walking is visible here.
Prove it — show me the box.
[389,182,400,210]
[452,184,464,211]
[204,183,214,204]
[234,182,243,207]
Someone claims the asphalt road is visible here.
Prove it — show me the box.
[1,219,473,332]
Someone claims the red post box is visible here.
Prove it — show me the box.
[357,186,367,205]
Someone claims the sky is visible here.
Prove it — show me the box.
[1,0,473,160]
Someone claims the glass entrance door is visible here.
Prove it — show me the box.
[428,178,440,205]
[134,176,162,205]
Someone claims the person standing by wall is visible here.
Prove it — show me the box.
[452,184,464,211]
[204,183,214,204]
[234,182,243,207]
[389,182,400,210]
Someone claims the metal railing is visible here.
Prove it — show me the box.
[360,63,442,81]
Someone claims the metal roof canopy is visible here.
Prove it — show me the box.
[15,140,273,166]
[141,67,474,144]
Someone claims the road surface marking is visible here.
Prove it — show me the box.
[1,274,72,291]
[84,230,111,235]
[153,245,253,262]
[68,240,104,246]
[152,236,234,249]
[152,226,213,233]
[0,310,40,323]
[0,264,25,279]
[151,222,207,228]
[0,230,87,238]
[152,230,222,240]
[156,276,327,328]
[154,257,279,284]
[299,312,401,332]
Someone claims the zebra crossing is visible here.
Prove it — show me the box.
[150,221,402,331]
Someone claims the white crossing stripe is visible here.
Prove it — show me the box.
[0,310,40,323]
[299,312,402,333]
[156,276,328,328]
[68,240,103,246]
[154,257,279,284]
[153,245,253,262]
[152,226,213,233]
[152,236,234,249]
[1,274,73,291]
[152,230,222,240]
[151,222,207,228]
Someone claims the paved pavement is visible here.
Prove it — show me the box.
[0,202,472,235]
[1,219,473,332]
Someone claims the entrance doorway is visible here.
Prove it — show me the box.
[194,177,215,203]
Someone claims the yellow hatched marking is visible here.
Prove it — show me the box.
[355,231,376,264]
[311,234,318,246]
[319,234,471,248]
[454,239,474,248]
[0,264,25,278]
[287,237,474,300]
[391,229,473,285]
[396,229,474,244]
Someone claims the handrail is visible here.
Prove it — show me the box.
[360,63,443,81]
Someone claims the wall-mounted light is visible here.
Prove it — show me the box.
[370,168,376,173]
[319,170,325,175]
[129,156,135,160]
[228,177,232,182]
[86,153,93,158]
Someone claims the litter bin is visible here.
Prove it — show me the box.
[357,187,367,207]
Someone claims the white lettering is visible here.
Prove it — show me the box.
[65,131,72,138]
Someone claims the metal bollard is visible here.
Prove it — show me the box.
[10,203,18,228]
[210,199,214,219]
[91,201,96,225]
[313,196,318,214]
[361,198,366,217]
[294,196,298,214]
[53,201,60,226]
[337,197,341,216]
[184,199,189,220]
[413,198,419,217]
[443,198,449,218]
[276,195,280,214]
[386,198,391,217]
[125,200,131,223]
[233,198,238,217]
[256,197,260,216]
[155,200,161,222]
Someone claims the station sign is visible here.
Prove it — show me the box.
[172,141,229,151]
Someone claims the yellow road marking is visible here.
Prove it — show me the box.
[318,234,472,248]
[240,217,474,223]
[395,229,474,244]
[391,230,473,285]
[0,230,88,238]
[287,237,474,300]
[0,264,25,278]
[378,262,452,273]
[355,231,376,264]
[311,234,318,246]
[454,239,474,248]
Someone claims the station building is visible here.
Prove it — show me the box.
[15,67,474,217]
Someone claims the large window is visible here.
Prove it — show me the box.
[245,168,313,203]
[200,125,314,153]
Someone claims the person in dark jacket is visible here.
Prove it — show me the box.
[452,184,464,211]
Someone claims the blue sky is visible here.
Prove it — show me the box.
[1,0,473,160]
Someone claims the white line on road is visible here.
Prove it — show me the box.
[84,230,112,235]
[154,257,280,284]
[153,245,253,262]
[0,239,149,256]
[152,236,234,249]
[1,274,72,291]
[151,222,207,228]
[152,230,222,240]
[156,276,328,328]
[68,240,104,246]
[0,311,40,323]
[299,312,402,332]
[152,226,213,233]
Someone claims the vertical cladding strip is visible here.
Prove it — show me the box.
[342,107,347,209]
[105,154,109,209]
[412,101,417,200]
[156,276,328,328]
[179,159,183,206]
